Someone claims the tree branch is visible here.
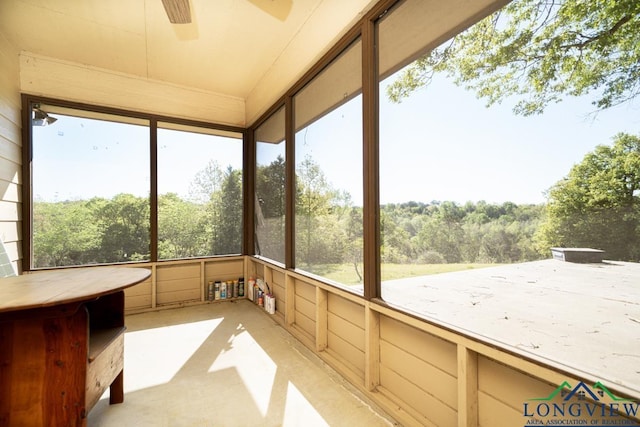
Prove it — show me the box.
[560,15,632,50]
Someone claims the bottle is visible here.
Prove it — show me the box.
[248,277,256,301]
[233,280,238,298]
[214,281,221,300]
[221,281,227,299]
[238,277,245,297]
[207,281,214,301]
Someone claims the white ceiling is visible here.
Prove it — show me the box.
[0,0,378,122]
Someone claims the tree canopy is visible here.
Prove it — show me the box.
[535,133,640,260]
[387,0,640,115]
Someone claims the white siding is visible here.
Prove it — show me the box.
[0,31,21,274]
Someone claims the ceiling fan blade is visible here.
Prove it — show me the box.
[161,0,191,24]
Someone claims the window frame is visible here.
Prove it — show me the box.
[21,94,246,272]
[254,106,287,265]
[291,36,365,291]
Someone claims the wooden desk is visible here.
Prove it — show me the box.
[0,266,150,427]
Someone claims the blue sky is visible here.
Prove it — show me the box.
[33,120,242,202]
[33,118,150,201]
[34,72,639,206]
[379,73,640,205]
[293,72,640,206]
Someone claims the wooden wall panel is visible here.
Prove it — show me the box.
[328,312,364,351]
[328,293,364,329]
[0,31,21,273]
[378,314,459,425]
[380,340,457,410]
[478,391,522,427]
[380,316,457,376]
[327,330,365,378]
[124,279,152,311]
[478,356,554,412]
[380,364,457,426]
[292,278,316,336]
[295,295,316,319]
[20,53,245,127]
[272,281,286,302]
[476,356,638,425]
[156,288,200,306]
[271,268,286,316]
[246,259,263,281]
[204,259,243,283]
[294,278,316,303]
[119,259,248,312]
[274,290,286,316]
[156,263,200,305]
[293,306,315,338]
[294,294,315,324]
[157,263,200,282]
[327,292,366,379]
[326,293,366,373]
[271,269,285,290]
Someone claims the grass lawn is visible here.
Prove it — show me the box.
[315,263,498,286]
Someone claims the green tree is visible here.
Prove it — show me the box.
[380,208,415,263]
[93,194,150,262]
[209,166,243,255]
[187,160,243,255]
[256,155,286,219]
[255,155,286,260]
[295,155,334,267]
[158,193,208,259]
[415,202,465,263]
[33,200,101,267]
[189,160,224,203]
[387,0,640,115]
[535,133,640,260]
[344,207,364,282]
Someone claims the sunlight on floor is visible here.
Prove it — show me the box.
[208,327,277,417]
[283,381,330,427]
[124,318,224,392]
[89,302,393,426]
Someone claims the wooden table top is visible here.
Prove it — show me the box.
[0,266,151,313]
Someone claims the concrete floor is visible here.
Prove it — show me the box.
[87,300,396,427]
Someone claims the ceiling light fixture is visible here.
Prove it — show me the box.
[32,105,57,127]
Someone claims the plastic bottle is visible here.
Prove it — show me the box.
[238,277,245,297]
[221,281,227,299]
[248,277,256,301]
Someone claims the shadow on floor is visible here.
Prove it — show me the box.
[88,300,395,427]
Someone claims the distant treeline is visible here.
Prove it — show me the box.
[33,132,640,269]
[380,200,545,264]
[33,164,242,268]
